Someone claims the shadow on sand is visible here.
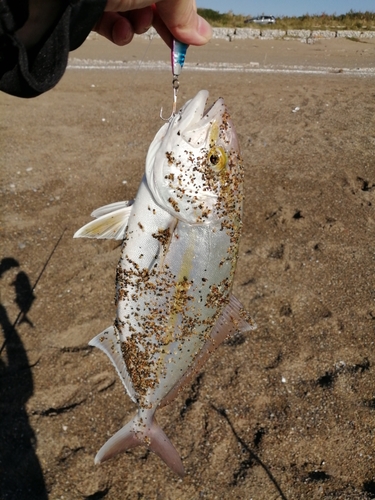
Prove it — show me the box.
[0,257,48,499]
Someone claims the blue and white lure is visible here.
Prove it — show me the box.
[161,39,189,120]
[172,39,188,82]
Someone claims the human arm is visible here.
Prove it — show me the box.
[0,0,211,98]
[0,0,106,97]
[94,0,212,47]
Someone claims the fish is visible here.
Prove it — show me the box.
[74,90,255,477]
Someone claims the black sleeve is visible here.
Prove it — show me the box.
[0,0,106,98]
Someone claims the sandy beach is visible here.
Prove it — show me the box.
[1,34,375,499]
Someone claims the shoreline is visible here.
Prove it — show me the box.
[68,58,375,78]
[70,34,375,78]
[208,26,375,41]
[117,26,375,41]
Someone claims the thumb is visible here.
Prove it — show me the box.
[154,0,212,45]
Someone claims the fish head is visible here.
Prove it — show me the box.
[145,90,243,224]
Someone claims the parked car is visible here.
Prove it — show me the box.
[245,15,276,25]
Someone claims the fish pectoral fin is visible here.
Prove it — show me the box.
[73,205,133,240]
[95,413,184,477]
[159,295,255,409]
[89,327,137,403]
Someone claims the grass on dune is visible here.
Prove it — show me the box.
[198,8,375,31]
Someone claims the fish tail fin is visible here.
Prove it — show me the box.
[148,416,184,477]
[94,418,139,465]
[95,413,184,477]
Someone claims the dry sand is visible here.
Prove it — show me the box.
[1,35,375,499]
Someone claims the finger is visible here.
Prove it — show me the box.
[94,12,134,45]
[154,0,212,46]
[105,0,155,11]
[125,6,153,35]
[151,5,173,48]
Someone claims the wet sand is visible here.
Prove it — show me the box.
[1,35,375,499]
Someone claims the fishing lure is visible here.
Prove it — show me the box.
[161,39,189,120]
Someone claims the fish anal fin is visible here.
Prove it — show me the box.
[159,295,255,408]
[89,327,137,403]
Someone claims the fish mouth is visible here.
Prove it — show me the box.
[176,90,238,152]
[145,89,240,223]
[176,90,223,130]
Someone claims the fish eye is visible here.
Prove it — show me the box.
[207,146,227,173]
[209,153,219,165]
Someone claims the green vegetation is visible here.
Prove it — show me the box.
[197,8,244,27]
[197,8,375,30]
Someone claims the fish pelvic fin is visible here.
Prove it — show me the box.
[73,201,133,240]
[90,200,133,218]
[95,412,184,477]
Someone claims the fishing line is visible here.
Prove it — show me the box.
[136,30,188,120]
[137,30,154,69]
[0,227,67,358]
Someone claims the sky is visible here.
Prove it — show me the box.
[196,0,375,17]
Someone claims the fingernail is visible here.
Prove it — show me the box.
[197,16,213,42]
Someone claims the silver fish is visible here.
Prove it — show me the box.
[74,90,255,476]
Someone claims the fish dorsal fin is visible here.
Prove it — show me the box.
[159,294,256,408]
[217,293,256,334]
[89,326,137,403]
[74,202,133,240]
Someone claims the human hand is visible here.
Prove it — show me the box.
[94,0,212,48]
